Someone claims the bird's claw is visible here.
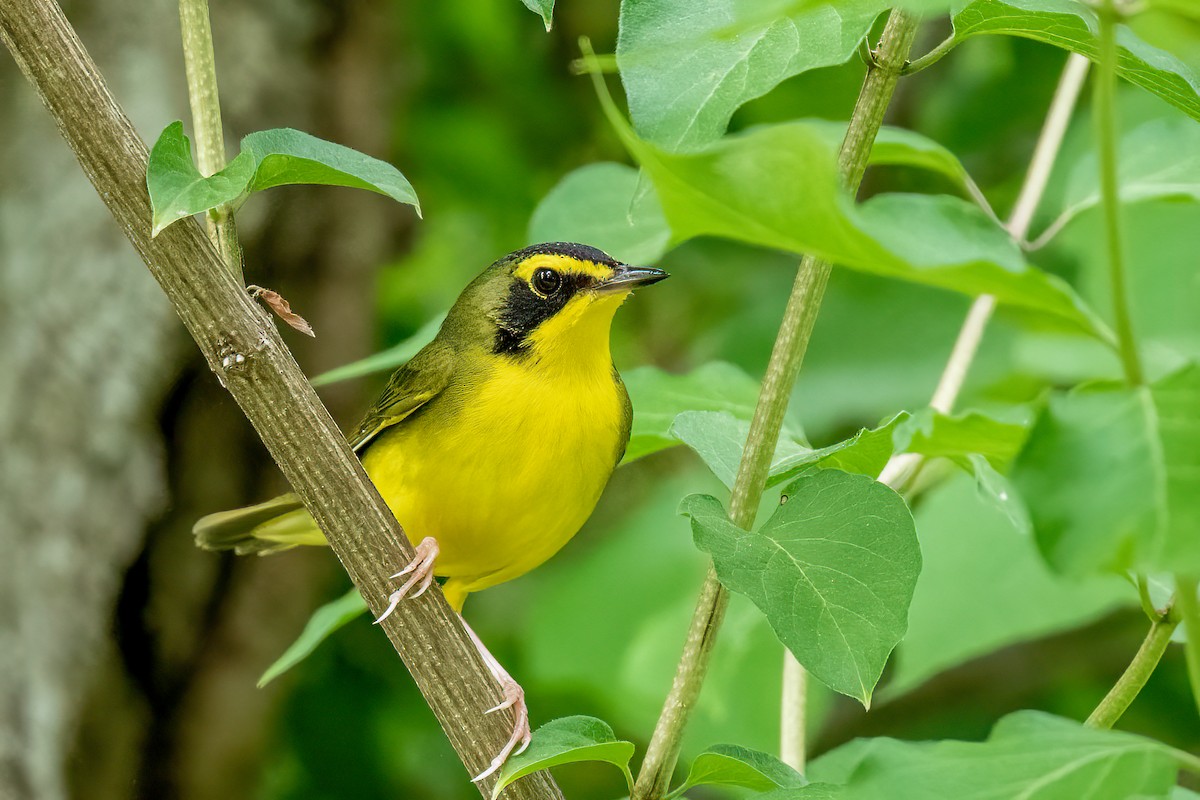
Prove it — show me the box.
[472,679,531,783]
[373,536,439,624]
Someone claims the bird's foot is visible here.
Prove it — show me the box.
[472,676,531,783]
[373,536,439,624]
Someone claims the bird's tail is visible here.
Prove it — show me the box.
[193,493,328,555]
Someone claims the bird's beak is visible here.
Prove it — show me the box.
[595,264,669,293]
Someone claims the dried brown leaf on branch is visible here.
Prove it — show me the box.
[248,285,315,337]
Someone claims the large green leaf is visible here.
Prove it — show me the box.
[1012,365,1200,576]
[621,362,787,463]
[526,162,670,265]
[589,88,1109,337]
[684,469,921,705]
[675,744,806,794]
[808,710,1186,799]
[491,716,634,798]
[617,0,954,150]
[952,0,1200,123]
[528,123,987,267]
[258,588,368,687]
[1040,117,1200,244]
[147,123,419,236]
[888,475,1128,698]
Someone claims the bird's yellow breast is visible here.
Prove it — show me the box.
[360,297,628,606]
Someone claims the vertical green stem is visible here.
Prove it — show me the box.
[178,0,242,278]
[1175,576,1200,718]
[1094,0,1142,385]
[1086,604,1178,729]
[631,11,921,798]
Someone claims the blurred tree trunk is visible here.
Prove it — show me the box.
[0,1,405,799]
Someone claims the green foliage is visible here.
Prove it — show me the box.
[672,744,805,795]
[1042,116,1200,244]
[684,470,920,705]
[491,716,634,797]
[1012,364,1200,576]
[889,475,1129,697]
[621,362,789,463]
[147,123,418,236]
[594,104,1109,337]
[952,0,1200,123]
[808,710,1187,798]
[616,0,955,149]
[258,588,367,687]
[527,162,669,264]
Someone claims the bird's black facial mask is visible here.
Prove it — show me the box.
[493,267,592,356]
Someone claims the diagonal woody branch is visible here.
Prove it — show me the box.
[0,2,560,798]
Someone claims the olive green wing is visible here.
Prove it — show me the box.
[348,341,456,452]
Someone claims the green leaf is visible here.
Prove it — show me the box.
[1043,117,1200,243]
[146,121,255,236]
[893,407,1029,470]
[257,588,368,687]
[887,474,1128,698]
[519,0,554,31]
[147,124,419,236]
[808,710,1183,799]
[310,313,445,386]
[590,90,1109,337]
[1013,364,1200,576]
[239,128,419,209]
[684,470,921,705]
[617,0,955,150]
[676,744,806,794]
[621,362,784,463]
[527,163,670,265]
[529,124,986,268]
[491,716,634,798]
[952,0,1200,124]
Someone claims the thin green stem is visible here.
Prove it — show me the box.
[901,32,955,75]
[1094,0,1142,385]
[631,11,922,799]
[1174,575,1200,719]
[178,0,242,278]
[1086,602,1178,729]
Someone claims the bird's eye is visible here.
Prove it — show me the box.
[532,268,563,296]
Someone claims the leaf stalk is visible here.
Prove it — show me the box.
[178,0,242,277]
[1086,602,1178,729]
[1094,0,1143,385]
[631,11,922,798]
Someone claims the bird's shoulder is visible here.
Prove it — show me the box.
[349,339,457,452]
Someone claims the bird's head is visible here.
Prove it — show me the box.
[455,242,667,361]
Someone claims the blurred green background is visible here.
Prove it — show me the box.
[2,1,1199,799]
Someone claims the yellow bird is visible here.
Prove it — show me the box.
[194,242,667,780]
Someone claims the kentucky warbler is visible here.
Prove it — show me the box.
[194,242,667,780]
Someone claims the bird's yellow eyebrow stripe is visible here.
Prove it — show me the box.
[513,254,615,283]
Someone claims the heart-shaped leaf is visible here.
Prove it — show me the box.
[684,469,921,705]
